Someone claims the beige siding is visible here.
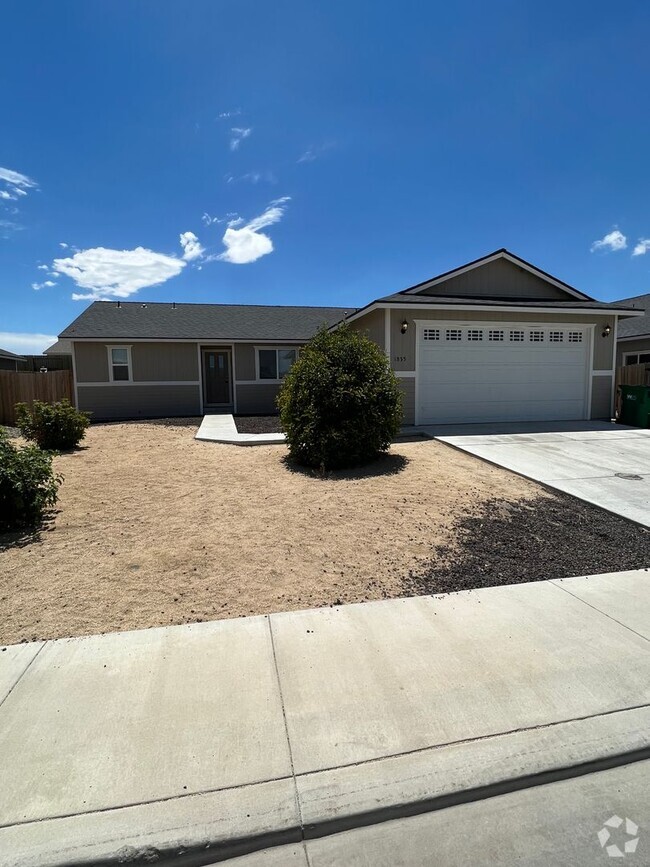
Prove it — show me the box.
[132,343,198,381]
[386,308,615,373]
[591,376,613,419]
[236,383,281,414]
[397,377,415,425]
[417,258,570,300]
[616,336,650,368]
[75,341,200,382]
[75,342,109,382]
[77,384,200,420]
[348,307,385,350]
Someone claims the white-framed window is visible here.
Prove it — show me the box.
[445,329,462,341]
[467,329,483,341]
[624,352,650,366]
[568,331,583,343]
[423,328,440,340]
[107,345,132,382]
[256,347,298,381]
[549,331,564,342]
[488,330,504,342]
[529,330,545,342]
[509,330,525,342]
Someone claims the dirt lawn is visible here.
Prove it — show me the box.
[0,420,543,644]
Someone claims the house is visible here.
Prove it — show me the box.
[59,249,640,425]
[612,293,650,368]
[0,348,26,371]
[44,339,73,356]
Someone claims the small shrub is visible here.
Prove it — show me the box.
[0,428,62,529]
[15,399,91,451]
[278,325,403,470]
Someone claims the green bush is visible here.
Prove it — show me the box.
[278,325,403,470]
[15,399,91,451]
[0,429,62,529]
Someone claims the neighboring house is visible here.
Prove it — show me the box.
[612,293,650,368]
[44,339,73,356]
[0,348,26,371]
[59,249,640,424]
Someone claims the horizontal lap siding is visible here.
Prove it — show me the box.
[418,259,570,300]
[75,342,199,383]
[398,377,415,425]
[235,383,280,414]
[591,376,613,419]
[77,385,200,420]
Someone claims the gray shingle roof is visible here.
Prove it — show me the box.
[44,339,73,355]
[60,301,352,341]
[610,294,650,338]
[0,347,26,361]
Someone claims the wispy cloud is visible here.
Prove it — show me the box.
[202,213,225,226]
[53,246,186,301]
[297,141,335,163]
[179,231,204,261]
[0,332,57,354]
[225,170,277,185]
[0,166,38,193]
[632,239,650,257]
[590,228,627,253]
[218,109,242,120]
[213,197,290,265]
[230,127,252,151]
[31,280,57,291]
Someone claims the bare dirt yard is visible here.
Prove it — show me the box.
[0,419,537,643]
[2,420,649,644]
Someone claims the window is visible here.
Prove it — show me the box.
[108,346,131,381]
[625,353,650,366]
[488,330,504,342]
[549,331,564,342]
[568,331,583,343]
[509,330,525,342]
[445,329,462,341]
[467,329,483,341]
[423,328,440,340]
[257,348,298,380]
[529,330,545,342]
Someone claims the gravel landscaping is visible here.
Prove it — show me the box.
[404,495,650,595]
[234,415,283,434]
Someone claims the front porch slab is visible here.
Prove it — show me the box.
[195,414,286,445]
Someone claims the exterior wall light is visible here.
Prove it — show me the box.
[602,324,612,337]
[401,319,408,334]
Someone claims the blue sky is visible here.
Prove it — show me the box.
[2,0,649,353]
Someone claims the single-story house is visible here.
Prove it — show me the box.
[44,339,73,356]
[0,348,26,371]
[58,249,640,425]
[612,293,650,367]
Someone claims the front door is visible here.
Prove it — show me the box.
[204,350,231,405]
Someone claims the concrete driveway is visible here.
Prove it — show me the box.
[427,420,650,527]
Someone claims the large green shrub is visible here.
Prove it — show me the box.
[0,429,62,529]
[15,399,91,451]
[278,325,403,470]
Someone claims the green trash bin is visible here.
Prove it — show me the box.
[619,384,650,427]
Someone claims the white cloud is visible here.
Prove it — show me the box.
[202,212,225,226]
[59,242,69,249]
[590,228,627,253]
[179,230,204,261]
[297,142,335,163]
[632,239,650,257]
[0,166,38,191]
[218,109,241,119]
[31,280,57,291]
[230,127,252,151]
[0,190,15,200]
[0,331,57,354]
[214,198,290,265]
[52,246,186,300]
[37,264,49,271]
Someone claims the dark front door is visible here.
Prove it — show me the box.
[204,350,231,405]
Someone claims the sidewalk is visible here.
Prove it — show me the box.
[1,570,648,866]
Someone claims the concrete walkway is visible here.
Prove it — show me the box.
[428,420,650,527]
[1,570,649,866]
[195,414,286,445]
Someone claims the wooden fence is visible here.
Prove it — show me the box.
[615,362,650,389]
[0,370,74,426]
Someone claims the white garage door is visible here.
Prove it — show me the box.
[416,322,591,425]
